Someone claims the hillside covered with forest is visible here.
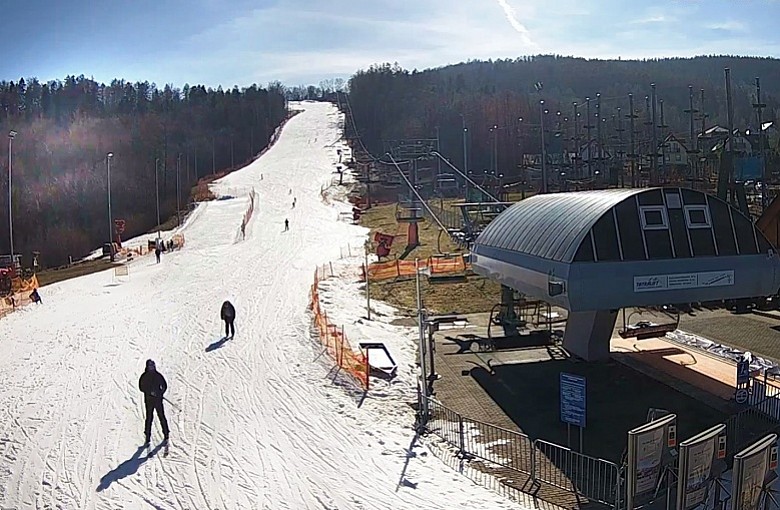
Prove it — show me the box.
[0,77,287,266]
[346,55,780,177]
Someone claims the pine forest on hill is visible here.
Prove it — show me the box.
[0,77,287,267]
[346,55,780,179]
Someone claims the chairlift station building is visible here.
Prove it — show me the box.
[471,187,780,361]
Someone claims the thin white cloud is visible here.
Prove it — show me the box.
[495,0,536,47]
[630,15,668,24]
[707,21,746,31]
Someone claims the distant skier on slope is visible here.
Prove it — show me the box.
[221,300,236,339]
[138,359,170,445]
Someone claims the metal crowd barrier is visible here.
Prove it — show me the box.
[425,397,622,508]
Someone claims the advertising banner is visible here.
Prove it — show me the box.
[633,271,734,293]
[627,413,678,510]
[732,434,777,510]
[676,424,726,510]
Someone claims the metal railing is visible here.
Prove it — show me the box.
[425,397,622,508]
[533,439,621,507]
[726,382,780,458]
[424,202,462,231]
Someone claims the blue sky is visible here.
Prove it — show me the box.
[3,0,780,89]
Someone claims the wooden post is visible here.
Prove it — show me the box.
[365,247,371,320]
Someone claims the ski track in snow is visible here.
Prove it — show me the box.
[0,102,524,509]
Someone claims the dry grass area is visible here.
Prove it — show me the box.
[37,259,120,287]
[360,202,501,315]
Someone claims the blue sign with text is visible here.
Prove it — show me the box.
[560,372,586,428]
[737,360,750,386]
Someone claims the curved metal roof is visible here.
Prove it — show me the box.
[476,189,645,263]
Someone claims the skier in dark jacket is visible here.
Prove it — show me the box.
[221,300,236,339]
[138,359,170,445]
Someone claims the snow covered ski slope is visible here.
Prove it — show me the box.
[0,102,522,509]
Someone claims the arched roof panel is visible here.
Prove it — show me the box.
[476,189,645,263]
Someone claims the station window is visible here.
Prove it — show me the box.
[684,205,711,229]
[640,206,668,230]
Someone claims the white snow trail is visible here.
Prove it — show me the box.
[0,102,523,509]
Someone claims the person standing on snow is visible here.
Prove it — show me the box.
[221,300,236,339]
[155,246,161,263]
[284,218,289,231]
[138,359,170,445]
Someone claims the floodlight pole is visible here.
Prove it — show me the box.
[155,157,161,228]
[106,152,114,261]
[8,130,17,260]
[415,258,429,426]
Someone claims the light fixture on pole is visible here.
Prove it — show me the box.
[106,152,114,261]
[415,259,432,427]
[176,153,182,226]
[540,100,548,193]
[154,157,161,229]
[8,130,17,260]
[460,114,468,199]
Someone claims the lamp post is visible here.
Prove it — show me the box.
[106,152,114,261]
[460,114,469,200]
[154,157,161,229]
[540,100,548,193]
[8,130,17,260]
[176,153,182,226]
[415,258,431,427]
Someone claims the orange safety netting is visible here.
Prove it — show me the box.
[240,190,257,236]
[1,274,40,318]
[310,271,369,390]
[364,255,470,281]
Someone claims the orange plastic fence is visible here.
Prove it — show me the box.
[240,189,257,237]
[1,274,41,318]
[364,255,470,281]
[310,271,369,390]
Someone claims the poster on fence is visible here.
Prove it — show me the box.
[676,424,726,510]
[626,413,677,510]
[732,434,777,510]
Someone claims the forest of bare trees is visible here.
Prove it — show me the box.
[0,76,287,267]
[346,55,780,178]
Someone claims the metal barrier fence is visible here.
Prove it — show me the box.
[726,382,780,458]
[533,439,621,507]
[425,397,622,508]
[428,398,534,475]
[424,202,462,230]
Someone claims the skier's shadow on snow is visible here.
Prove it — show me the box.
[205,336,230,352]
[96,444,163,492]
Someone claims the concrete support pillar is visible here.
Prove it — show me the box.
[563,309,618,361]
[500,285,519,336]
[407,222,419,248]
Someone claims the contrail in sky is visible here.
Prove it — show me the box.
[495,0,534,47]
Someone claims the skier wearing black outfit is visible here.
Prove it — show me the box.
[138,359,170,445]
[221,300,236,339]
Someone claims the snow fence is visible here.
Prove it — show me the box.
[240,189,257,238]
[310,267,369,390]
[363,254,470,281]
[0,273,40,318]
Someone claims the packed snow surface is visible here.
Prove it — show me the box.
[0,102,522,509]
